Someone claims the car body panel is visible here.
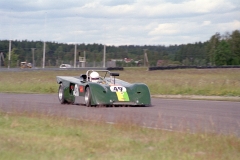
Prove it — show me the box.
[56,70,151,106]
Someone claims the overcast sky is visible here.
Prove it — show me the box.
[1,0,240,46]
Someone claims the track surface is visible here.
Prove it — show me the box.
[0,93,240,136]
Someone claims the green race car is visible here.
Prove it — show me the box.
[56,70,151,107]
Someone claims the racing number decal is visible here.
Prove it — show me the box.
[110,86,129,101]
[110,86,126,92]
[114,87,122,92]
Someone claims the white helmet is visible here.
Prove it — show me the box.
[90,71,100,82]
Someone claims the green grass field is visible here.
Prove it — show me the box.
[0,68,240,96]
[0,68,240,159]
[1,112,239,160]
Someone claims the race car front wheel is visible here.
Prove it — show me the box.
[85,87,91,107]
[58,84,67,104]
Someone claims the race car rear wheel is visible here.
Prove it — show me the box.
[85,87,91,107]
[58,84,67,104]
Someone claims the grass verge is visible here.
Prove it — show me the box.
[0,68,240,97]
[0,112,240,160]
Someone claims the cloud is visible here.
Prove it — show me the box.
[217,20,240,32]
[0,0,239,45]
[149,23,179,36]
[202,21,211,26]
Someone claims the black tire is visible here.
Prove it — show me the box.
[58,84,66,104]
[85,87,91,107]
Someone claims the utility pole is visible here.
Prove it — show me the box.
[74,44,77,68]
[42,42,46,68]
[83,50,86,67]
[0,52,4,68]
[31,48,36,68]
[43,12,47,68]
[0,52,2,67]
[143,49,149,67]
[8,40,11,69]
[103,44,106,68]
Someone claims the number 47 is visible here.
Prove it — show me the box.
[110,86,126,92]
[113,86,123,92]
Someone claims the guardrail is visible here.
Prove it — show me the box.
[148,65,240,71]
[0,67,124,72]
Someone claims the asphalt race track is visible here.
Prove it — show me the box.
[0,93,240,136]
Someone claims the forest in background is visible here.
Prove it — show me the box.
[0,30,239,67]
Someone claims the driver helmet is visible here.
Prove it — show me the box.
[90,71,100,82]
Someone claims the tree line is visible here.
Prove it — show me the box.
[0,30,239,67]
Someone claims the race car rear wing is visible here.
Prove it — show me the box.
[110,72,119,84]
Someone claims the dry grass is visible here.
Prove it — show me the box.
[0,112,240,160]
[0,68,240,96]
[1,68,240,159]
[122,68,240,96]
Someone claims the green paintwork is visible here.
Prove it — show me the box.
[56,70,151,106]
